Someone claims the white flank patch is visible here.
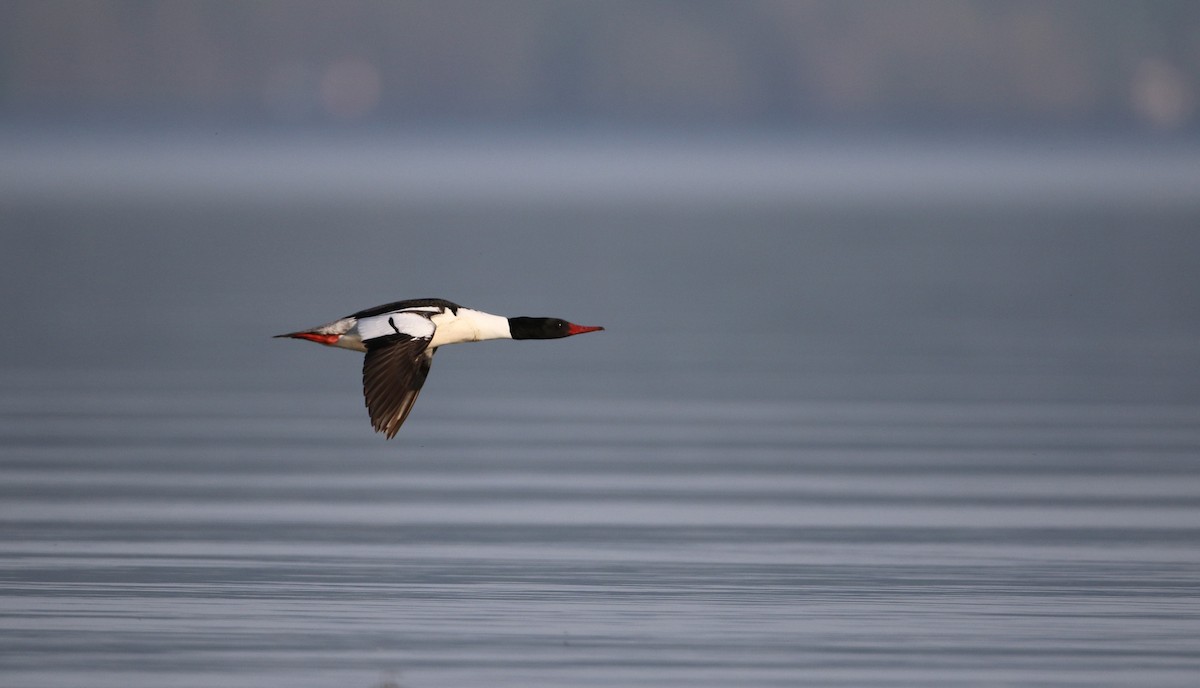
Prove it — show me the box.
[356,311,436,341]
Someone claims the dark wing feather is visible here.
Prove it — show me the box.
[362,334,436,439]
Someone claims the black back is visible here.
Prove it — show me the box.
[350,298,460,320]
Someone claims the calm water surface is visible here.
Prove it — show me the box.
[2,134,1199,687]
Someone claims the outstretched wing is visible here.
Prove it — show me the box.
[358,310,440,439]
[362,335,436,439]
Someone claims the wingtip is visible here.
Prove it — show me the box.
[373,419,401,440]
[370,415,397,439]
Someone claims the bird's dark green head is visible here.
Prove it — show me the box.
[508,317,604,340]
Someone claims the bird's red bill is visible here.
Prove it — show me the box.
[566,324,604,336]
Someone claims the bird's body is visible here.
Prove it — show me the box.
[276,299,602,438]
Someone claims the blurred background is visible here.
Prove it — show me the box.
[2,0,1198,403]
[3,4,1200,687]
[3,1,1199,131]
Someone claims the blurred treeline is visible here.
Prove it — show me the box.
[1,1,1197,130]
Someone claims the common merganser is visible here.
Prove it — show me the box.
[275,298,603,438]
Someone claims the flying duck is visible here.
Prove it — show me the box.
[275,298,603,438]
